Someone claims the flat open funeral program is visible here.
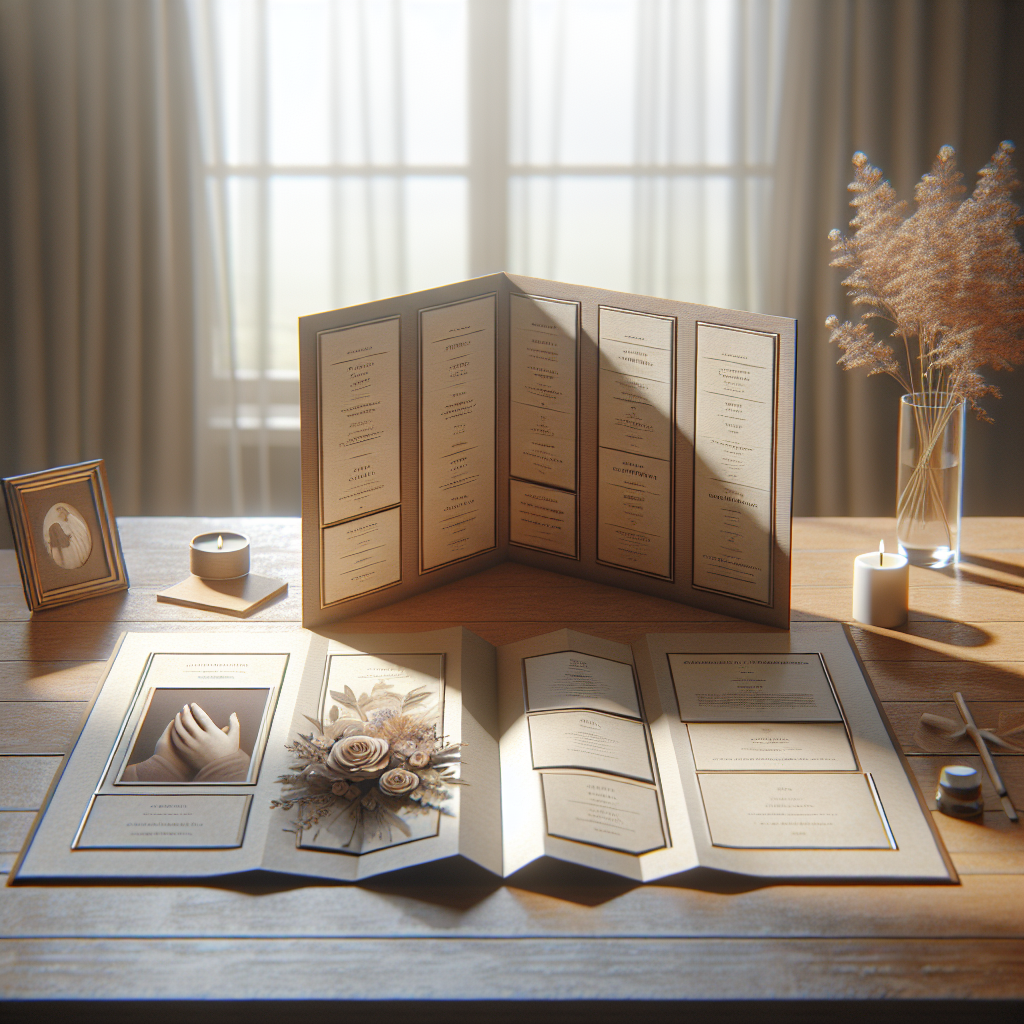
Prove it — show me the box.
[300,273,796,630]
[13,624,953,885]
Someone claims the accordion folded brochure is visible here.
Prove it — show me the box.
[13,623,954,885]
[299,273,797,629]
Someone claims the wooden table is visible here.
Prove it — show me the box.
[2,517,1022,1019]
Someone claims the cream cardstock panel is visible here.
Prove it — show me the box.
[528,710,654,783]
[687,722,857,772]
[541,773,665,855]
[692,323,777,605]
[596,448,672,578]
[420,295,497,571]
[322,506,402,605]
[697,772,892,850]
[669,653,842,722]
[318,318,401,524]
[524,650,640,718]
[509,479,577,557]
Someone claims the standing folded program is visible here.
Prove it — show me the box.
[300,274,797,630]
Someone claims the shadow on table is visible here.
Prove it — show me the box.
[848,620,993,647]
[213,857,896,906]
[937,552,1024,594]
[209,859,637,909]
[881,618,994,644]
[960,551,1024,579]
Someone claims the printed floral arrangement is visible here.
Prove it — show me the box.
[272,680,461,847]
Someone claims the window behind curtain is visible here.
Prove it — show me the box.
[188,0,788,514]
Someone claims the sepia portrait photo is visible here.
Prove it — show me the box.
[2,460,129,611]
[42,502,93,569]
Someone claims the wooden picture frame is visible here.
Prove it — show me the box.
[2,460,129,611]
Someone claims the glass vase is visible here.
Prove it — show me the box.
[896,392,965,568]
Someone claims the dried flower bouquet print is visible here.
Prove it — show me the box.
[826,143,1024,562]
[273,677,461,853]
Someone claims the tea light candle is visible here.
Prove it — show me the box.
[852,541,909,628]
[190,531,250,580]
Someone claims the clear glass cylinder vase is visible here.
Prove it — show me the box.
[896,392,965,568]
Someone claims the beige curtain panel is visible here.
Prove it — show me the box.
[0,0,199,544]
[769,0,1024,516]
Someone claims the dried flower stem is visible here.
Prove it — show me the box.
[897,396,959,552]
[827,143,1024,556]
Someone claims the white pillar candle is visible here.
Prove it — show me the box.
[852,542,909,628]
[190,531,250,580]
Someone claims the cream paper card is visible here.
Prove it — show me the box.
[509,293,578,492]
[596,306,675,579]
[668,652,842,722]
[528,710,654,783]
[697,772,892,850]
[318,317,401,525]
[524,649,640,717]
[598,370,673,461]
[541,773,665,855]
[509,479,577,557]
[509,401,576,491]
[76,794,252,849]
[692,322,777,604]
[687,722,857,772]
[322,506,402,605]
[596,447,673,578]
[419,294,497,571]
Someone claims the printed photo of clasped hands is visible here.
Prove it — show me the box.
[122,701,251,784]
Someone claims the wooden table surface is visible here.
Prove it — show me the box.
[1,517,1022,1016]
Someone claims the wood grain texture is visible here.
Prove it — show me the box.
[0,660,103,701]
[0,756,62,808]
[0,515,1022,1005]
[0,937,1022,1001]
[0,811,35,853]
[858,661,1024,700]
[793,585,1024,623]
[792,517,1024,552]
[0,702,87,754]
[931,812,1024,856]
[0,585,299,623]
[883,700,1024,754]
[0,620,302,661]
[1,874,1023,940]
[850,622,1024,662]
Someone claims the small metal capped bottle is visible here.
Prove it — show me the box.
[935,765,983,819]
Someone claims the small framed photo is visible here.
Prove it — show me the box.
[2,460,129,611]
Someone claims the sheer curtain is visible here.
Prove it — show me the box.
[4,0,1016,536]
[187,0,791,516]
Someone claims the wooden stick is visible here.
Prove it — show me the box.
[953,692,1019,823]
